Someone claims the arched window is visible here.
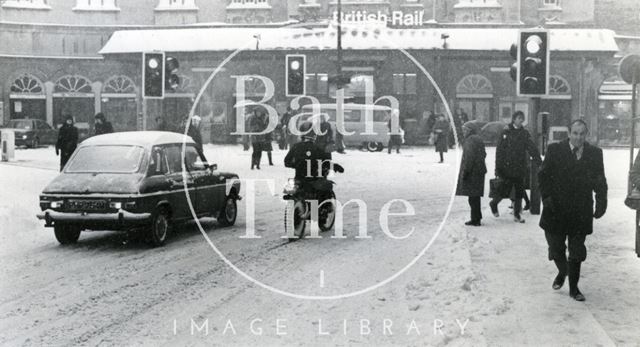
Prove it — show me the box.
[456,74,493,98]
[102,75,136,96]
[549,75,571,96]
[54,75,93,95]
[9,74,46,121]
[10,74,44,95]
[456,74,493,122]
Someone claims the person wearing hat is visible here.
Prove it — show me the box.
[55,115,79,171]
[93,112,113,136]
[456,122,487,226]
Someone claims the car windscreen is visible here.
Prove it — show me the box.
[8,120,32,129]
[65,145,145,173]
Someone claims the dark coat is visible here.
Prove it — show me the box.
[249,114,265,144]
[456,133,487,197]
[94,121,113,135]
[315,121,334,153]
[56,124,78,154]
[284,140,330,181]
[538,139,608,235]
[495,124,541,178]
[187,123,203,151]
[433,119,449,153]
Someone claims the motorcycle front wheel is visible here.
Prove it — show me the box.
[284,200,306,241]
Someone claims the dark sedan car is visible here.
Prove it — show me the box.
[5,118,57,148]
[37,131,241,246]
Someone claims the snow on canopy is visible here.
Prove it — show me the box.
[99,26,619,54]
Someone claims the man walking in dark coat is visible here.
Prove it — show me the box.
[433,114,449,163]
[280,106,297,150]
[490,111,541,223]
[55,115,78,171]
[538,120,607,301]
[315,114,334,158]
[187,115,207,162]
[93,112,113,136]
[456,122,487,226]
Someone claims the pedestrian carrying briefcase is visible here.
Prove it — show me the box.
[489,178,510,199]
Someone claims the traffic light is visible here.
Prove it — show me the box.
[143,52,164,99]
[517,30,550,96]
[509,43,518,82]
[286,54,306,96]
[165,56,180,92]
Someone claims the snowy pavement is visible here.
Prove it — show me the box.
[0,144,638,346]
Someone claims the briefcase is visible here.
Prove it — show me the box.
[489,178,510,199]
[625,188,640,210]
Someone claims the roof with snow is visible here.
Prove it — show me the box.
[80,131,195,147]
[99,26,619,54]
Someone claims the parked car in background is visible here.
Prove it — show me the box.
[300,103,392,152]
[4,118,57,148]
[37,131,242,246]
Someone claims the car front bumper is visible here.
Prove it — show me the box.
[37,209,151,227]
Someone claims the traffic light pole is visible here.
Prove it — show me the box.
[336,0,343,85]
[530,97,541,215]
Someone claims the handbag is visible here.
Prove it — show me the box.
[489,177,510,199]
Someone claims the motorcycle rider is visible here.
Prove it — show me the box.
[284,121,343,196]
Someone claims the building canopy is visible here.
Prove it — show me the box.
[99,26,619,54]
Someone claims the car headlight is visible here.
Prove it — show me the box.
[50,201,63,208]
[22,134,28,140]
[109,202,122,209]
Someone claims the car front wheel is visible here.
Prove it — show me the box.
[30,137,39,149]
[217,196,237,227]
[54,224,81,244]
[148,207,171,247]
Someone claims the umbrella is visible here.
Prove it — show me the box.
[480,121,508,144]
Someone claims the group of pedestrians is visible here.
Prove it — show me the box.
[55,112,114,171]
[455,111,608,302]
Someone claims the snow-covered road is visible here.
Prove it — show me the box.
[0,144,638,346]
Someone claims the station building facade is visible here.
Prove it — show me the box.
[0,0,637,145]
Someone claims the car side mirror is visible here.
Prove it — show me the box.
[209,163,217,171]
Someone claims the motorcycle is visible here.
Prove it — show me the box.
[282,165,343,241]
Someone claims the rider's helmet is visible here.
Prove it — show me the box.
[299,121,317,142]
